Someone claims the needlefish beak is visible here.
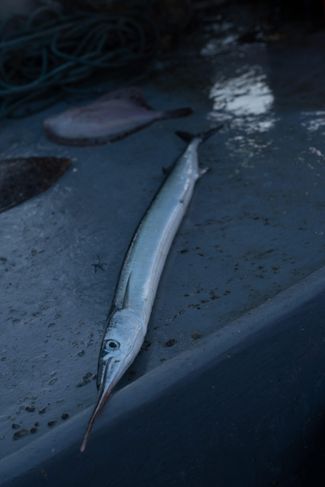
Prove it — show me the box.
[80,357,121,452]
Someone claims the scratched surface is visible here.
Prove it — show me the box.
[1,12,325,457]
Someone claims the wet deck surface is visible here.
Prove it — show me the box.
[1,6,325,457]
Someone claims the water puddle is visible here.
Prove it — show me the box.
[301,111,325,134]
[208,66,275,134]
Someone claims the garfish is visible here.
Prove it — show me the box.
[80,125,222,452]
[44,88,192,146]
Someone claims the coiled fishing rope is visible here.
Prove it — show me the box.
[0,2,162,117]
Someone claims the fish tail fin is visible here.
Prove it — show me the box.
[176,125,223,179]
[199,166,210,177]
[162,107,193,119]
[175,124,223,144]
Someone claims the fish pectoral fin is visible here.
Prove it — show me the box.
[199,166,210,177]
[161,163,175,176]
[128,91,153,110]
[122,272,132,309]
[101,87,153,110]
[175,130,194,143]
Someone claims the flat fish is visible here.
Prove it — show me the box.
[80,125,222,452]
[0,156,71,213]
[44,88,193,146]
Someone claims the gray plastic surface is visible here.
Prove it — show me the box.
[1,8,325,479]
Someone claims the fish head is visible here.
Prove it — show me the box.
[97,308,144,391]
[81,308,144,452]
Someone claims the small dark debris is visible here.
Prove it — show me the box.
[13,429,29,440]
[61,413,69,420]
[25,405,35,413]
[160,358,166,362]
[162,164,173,175]
[180,249,188,254]
[48,322,56,328]
[77,350,85,357]
[34,422,39,427]
[238,30,260,44]
[11,423,21,430]
[77,372,94,387]
[191,332,203,340]
[40,469,48,480]
[38,407,47,415]
[164,338,176,347]
[92,255,107,273]
[127,370,136,380]
[48,420,57,428]
[141,339,151,352]
[30,427,38,434]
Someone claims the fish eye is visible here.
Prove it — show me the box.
[105,339,120,351]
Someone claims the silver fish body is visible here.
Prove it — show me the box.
[80,128,220,451]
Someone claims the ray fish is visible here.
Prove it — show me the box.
[44,88,193,146]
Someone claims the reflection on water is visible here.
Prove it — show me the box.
[201,34,238,57]
[201,20,238,57]
[208,67,276,133]
[302,111,325,134]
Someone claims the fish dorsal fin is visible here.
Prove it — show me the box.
[96,88,152,110]
[127,89,153,110]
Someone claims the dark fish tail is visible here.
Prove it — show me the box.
[161,107,193,119]
[175,124,223,144]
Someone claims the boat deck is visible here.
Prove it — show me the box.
[1,4,325,481]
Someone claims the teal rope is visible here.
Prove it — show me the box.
[0,5,160,117]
